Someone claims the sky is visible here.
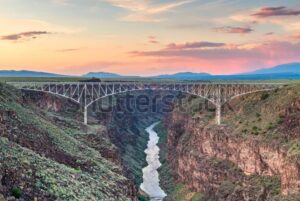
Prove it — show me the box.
[0,0,300,76]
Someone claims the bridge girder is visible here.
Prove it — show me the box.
[7,82,283,125]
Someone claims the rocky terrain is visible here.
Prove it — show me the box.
[157,84,300,201]
[0,83,145,201]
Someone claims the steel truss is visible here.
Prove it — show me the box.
[8,82,283,125]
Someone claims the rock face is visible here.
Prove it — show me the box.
[164,112,300,200]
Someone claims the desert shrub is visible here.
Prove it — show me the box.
[12,187,22,198]
[261,93,269,100]
[138,195,149,201]
[277,117,284,124]
[218,181,236,198]
[267,122,273,130]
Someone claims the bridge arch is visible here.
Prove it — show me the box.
[20,87,81,104]
[85,88,218,108]
[7,82,283,125]
[83,88,220,125]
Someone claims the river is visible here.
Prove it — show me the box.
[140,122,167,201]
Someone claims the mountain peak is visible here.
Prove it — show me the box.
[247,63,300,75]
[83,72,122,78]
[154,72,211,80]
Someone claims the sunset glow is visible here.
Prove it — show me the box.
[1,0,300,75]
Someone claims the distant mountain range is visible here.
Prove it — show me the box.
[1,63,300,80]
[153,72,211,79]
[246,63,300,75]
[0,70,67,77]
[83,72,141,79]
[83,72,122,78]
[151,63,300,80]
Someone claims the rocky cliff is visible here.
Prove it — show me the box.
[160,85,300,201]
[0,83,137,201]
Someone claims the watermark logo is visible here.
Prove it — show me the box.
[91,92,217,114]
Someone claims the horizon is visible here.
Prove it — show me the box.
[1,1,300,75]
[1,61,300,77]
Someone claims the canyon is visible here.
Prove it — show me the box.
[0,82,300,201]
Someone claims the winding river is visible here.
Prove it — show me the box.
[140,122,167,201]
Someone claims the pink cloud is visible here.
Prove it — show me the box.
[213,26,253,34]
[265,32,274,35]
[129,41,300,74]
[166,41,225,50]
[148,36,159,44]
[291,33,300,39]
[252,6,300,18]
[1,31,52,41]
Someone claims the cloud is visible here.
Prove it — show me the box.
[265,32,274,35]
[130,41,300,64]
[126,40,300,75]
[148,36,159,44]
[103,0,193,22]
[57,48,81,52]
[290,33,300,39]
[1,31,52,41]
[230,6,300,32]
[285,22,300,31]
[165,41,225,50]
[213,26,253,34]
[252,6,300,18]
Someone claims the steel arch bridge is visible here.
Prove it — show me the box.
[7,82,283,125]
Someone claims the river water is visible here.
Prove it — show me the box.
[140,122,167,201]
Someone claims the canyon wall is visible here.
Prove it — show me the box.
[161,85,300,201]
[165,112,299,199]
[0,84,137,201]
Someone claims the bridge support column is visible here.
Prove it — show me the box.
[216,104,221,125]
[84,106,88,125]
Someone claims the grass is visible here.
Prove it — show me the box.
[249,175,281,197]
[218,181,236,198]
[288,140,300,156]
[191,192,204,201]
[0,137,130,201]
[169,183,203,201]
[222,84,300,144]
